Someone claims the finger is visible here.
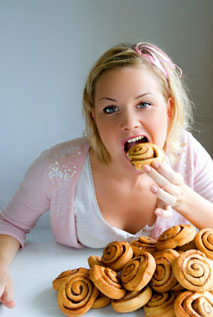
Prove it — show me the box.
[2,279,15,306]
[3,299,16,308]
[143,165,171,188]
[155,206,173,218]
[0,286,15,308]
[0,285,5,301]
[151,162,183,185]
[151,185,177,206]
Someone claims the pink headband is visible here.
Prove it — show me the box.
[135,42,182,91]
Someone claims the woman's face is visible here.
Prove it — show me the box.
[93,67,172,168]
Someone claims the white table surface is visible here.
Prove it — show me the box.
[0,224,145,317]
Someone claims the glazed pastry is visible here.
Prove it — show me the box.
[121,253,156,291]
[57,268,99,316]
[172,249,213,291]
[101,241,133,272]
[195,228,213,260]
[127,142,164,170]
[88,255,104,268]
[156,224,197,251]
[170,280,184,292]
[144,292,176,317]
[52,267,88,291]
[150,249,180,292]
[112,285,152,313]
[174,290,213,316]
[176,239,197,252]
[130,236,157,255]
[91,292,111,309]
[89,265,126,299]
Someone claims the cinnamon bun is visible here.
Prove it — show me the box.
[89,265,126,299]
[172,249,213,291]
[127,142,164,170]
[57,268,98,316]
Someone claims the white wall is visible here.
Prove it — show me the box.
[1,0,213,208]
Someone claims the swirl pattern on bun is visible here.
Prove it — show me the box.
[150,249,179,292]
[89,265,126,299]
[57,268,99,316]
[172,249,213,291]
[195,228,213,260]
[174,290,213,316]
[101,241,133,272]
[121,253,156,291]
[156,224,197,251]
[144,292,176,317]
[127,143,164,170]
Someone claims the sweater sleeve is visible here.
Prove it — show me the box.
[190,134,213,202]
[0,150,51,247]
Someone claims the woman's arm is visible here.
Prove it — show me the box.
[0,234,20,308]
[143,162,213,229]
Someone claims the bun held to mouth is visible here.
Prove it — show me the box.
[127,143,164,170]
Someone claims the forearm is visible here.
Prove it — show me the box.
[176,185,213,229]
[0,234,20,268]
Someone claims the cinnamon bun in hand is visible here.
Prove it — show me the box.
[127,143,164,170]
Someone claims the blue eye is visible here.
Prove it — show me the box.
[103,106,118,114]
[137,102,150,109]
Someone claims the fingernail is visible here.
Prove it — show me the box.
[155,208,162,216]
[151,185,158,193]
[143,165,151,172]
[152,162,160,169]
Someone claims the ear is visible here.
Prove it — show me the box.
[91,109,96,120]
[167,97,174,120]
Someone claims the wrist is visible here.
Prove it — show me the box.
[174,183,192,215]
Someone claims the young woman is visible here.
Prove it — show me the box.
[0,42,212,308]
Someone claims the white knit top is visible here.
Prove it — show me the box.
[74,155,154,248]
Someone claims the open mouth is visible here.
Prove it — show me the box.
[124,135,149,153]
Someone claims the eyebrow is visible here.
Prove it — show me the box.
[98,97,117,102]
[98,93,151,102]
[135,93,152,99]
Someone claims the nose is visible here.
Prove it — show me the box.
[120,109,140,131]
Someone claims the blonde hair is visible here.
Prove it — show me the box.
[82,42,193,164]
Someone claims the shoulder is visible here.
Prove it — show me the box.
[173,131,212,180]
[48,137,90,183]
[49,137,90,154]
[48,137,90,162]
[182,131,212,163]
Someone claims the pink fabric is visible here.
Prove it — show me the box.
[0,132,212,247]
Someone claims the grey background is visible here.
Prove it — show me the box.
[1,0,213,209]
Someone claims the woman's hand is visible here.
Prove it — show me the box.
[143,162,187,217]
[0,266,15,308]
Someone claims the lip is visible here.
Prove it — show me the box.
[121,134,150,148]
[121,134,151,160]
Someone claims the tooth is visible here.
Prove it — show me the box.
[127,136,145,143]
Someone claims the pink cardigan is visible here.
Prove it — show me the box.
[0,133,212,248]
